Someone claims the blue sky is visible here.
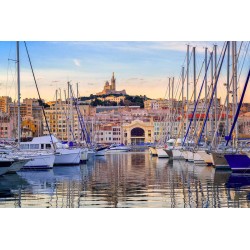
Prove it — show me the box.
[0,41,249,102]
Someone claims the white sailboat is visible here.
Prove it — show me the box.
[10,41,56,170]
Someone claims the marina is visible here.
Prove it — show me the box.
[1,41,250,208]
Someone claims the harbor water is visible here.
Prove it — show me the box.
[0,151,250,208]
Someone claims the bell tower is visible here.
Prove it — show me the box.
[111,72,116,90]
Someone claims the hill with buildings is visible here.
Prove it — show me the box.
[79,93,149,108]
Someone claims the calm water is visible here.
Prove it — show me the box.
[0,151,250,208]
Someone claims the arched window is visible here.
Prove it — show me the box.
[131,127,145,137]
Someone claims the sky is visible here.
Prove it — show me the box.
[0,41,249,103]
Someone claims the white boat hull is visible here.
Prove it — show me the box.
[187,151,194,162]
[55,148,81,165]
[80,148,88,163]
[7,159,30,173]
[197,151,213,165]
[193,152,206,165]
[95,149,107,156]
[156,148,169,158]
[23,154,55,170]
[172,149,185,160]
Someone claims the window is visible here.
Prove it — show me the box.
[20,144,29,150]
[30,144,40,149]
[46,144,51,149]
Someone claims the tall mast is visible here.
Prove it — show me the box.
[168,77,171,139]
[226,42,230,136]
[65,87,69,142]
[70,83,74,141]
[193,47,196,131]
[172,77,174,137]
[16,41,21,148]
[232,41,238,146]
[204,47,208,141]
[210,51,214,144]
[76,82,80,142]
[186,44,189,142]
[55,89,58,138]
[214,45,217,147]
[182,66,185,139]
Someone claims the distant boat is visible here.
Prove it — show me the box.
[106,144,131,153]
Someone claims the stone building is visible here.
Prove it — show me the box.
[96,72,126,96]
[122,119,154,145]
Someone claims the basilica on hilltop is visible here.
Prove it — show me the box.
[96,72,127,96]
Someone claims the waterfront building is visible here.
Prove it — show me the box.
[43,101,89,141]
[0,96,12,113]
[94,123,122,144]
[0,111,15,140]
[122,119,154,145]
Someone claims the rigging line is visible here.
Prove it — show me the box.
[212,41,250,146]
[197,41,228,145]
[237,42,250,93]
[23,41,55,150]
[226,67,250,146]
[5,42,13,96]
[182,53,211,145]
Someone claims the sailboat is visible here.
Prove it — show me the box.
[8,41,56,170]
[223,66,250,172]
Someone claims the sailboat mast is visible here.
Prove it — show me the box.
[186,44,189,143]
[226,42,230,136]
[168,77,171,139]
[210,51,214,144]
[205,47,208,141]
[193,47,196,130]
[214,44,217,147]
[76,82,80,142]
[16,41,21,148]
[172,77,174,137]
[232,41,238,147]
[234,42,238,145]
[181,66,185,139]
[55,89,58,138]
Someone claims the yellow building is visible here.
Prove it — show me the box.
[0,96,12,113]
[122,119,154,145]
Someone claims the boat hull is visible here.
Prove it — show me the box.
[55,148,81,165]
[149,147,157,156]
[172,149,185,160]
[197,151,213,165]
[0,159,12,175]
[156,148,169,158]
[95,149,107,156]
[164,149,172,158]
[22,154,55,170]
[224,154,250,172]
[7,159,30,173]
[80,148,88,163]
[211,152,230,170]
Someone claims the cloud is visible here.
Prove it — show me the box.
[73,59,81,67]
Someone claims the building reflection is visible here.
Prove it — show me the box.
[0,152,250,208]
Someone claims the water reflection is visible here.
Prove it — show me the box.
[0,152,249,208]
